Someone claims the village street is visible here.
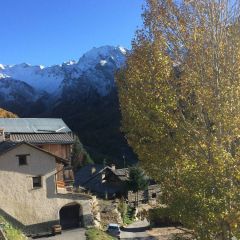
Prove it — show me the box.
[31,220,154,240]
[121,219,155,240]
[34,228,86,240]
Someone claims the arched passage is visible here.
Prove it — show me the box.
[59,203,82,229]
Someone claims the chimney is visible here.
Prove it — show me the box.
[91,166,96,175]
[111,164,116,171]
[0,129,5,142]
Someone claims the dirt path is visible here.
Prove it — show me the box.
[147,226,192,240]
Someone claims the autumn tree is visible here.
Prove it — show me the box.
[0,108,17,118]
[116,0,240,239]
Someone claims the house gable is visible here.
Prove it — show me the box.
[0,143,57,175]
[0,141,68,164]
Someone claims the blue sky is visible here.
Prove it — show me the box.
[0,0,144,66]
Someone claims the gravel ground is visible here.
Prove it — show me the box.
[121,219,192,240]
[147,226,193,240]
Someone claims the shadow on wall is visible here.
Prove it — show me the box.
[0,208,93,235]
[0,208,58,235]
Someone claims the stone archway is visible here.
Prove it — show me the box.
[59,203,82,229]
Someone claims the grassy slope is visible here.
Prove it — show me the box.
[0,216,26,240]
[85,228,116,240]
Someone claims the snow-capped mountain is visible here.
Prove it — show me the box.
[0,46,127,95]
[59,46,127,98]
[0,45,134,163]
[0,63,64,93]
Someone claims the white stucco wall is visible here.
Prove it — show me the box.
[0,144,92,230]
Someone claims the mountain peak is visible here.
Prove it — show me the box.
[80,45,127,59]
[0,45,127,94]
[77,45,127,71]
[118,46,127,55]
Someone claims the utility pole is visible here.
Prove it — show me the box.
[123,155,126,168]
[103,158,106,167]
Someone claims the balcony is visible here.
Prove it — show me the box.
[55,167,91,199]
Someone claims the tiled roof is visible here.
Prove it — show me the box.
[110,168,129,181]
[10,133,74,144]
[0,118,72,133]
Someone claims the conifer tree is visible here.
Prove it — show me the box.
[128,166,148,206]
[71,136,93,171]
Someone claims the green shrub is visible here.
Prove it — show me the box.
[0,216,26,240]
[118,198,135,225]
[149,207,180,227]
[85,227,116,240]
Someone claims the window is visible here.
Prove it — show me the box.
[32,176,42,188]
[17,154,28,166]
[152,193,157,198]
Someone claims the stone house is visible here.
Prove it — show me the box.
[75,164,161,204]
[75,164,129,199]
[0,118,93,234]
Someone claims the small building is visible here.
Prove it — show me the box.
[75,164,161,204]
[127,180,161,206]
[75,164,128,199]
[0,118,94,234]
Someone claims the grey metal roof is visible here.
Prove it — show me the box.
[0,118,72,133]
[10,133,74,144]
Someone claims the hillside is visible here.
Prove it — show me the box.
[0,108,17,118]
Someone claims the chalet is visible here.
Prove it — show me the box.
[0,118,93,234]
[75,164,161,205]
[75,164,129,199]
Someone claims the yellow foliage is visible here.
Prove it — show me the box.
[0,108,17,118]
[116,0,240,239]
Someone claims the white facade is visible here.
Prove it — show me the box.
[0,143,93,233]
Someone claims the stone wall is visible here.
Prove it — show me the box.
[127,184,161,205]
[148,184,161,204]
